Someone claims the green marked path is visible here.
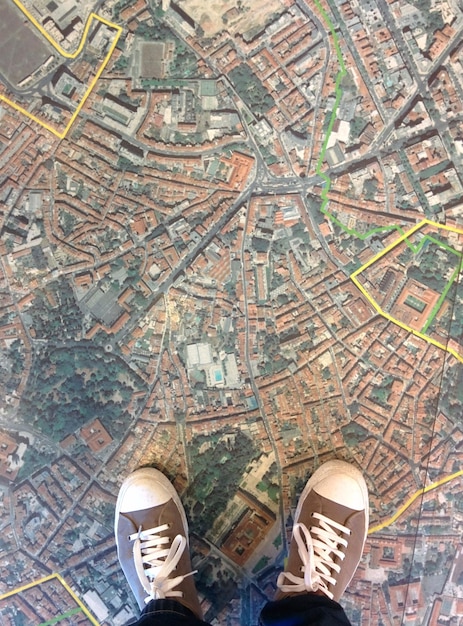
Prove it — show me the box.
[38,607,82,626]
[313,1,463,264]
[399,232,462,334]
[313,0,463,353]
[422,263,462,333]
[406,233,463,256]
[313,0,402,241]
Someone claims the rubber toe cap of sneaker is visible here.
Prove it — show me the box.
[118,468,172,513]
[314,474,366,511]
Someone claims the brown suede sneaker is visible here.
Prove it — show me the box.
[276,460,369,602]
[115,468,203,618]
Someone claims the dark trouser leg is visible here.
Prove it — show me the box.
[260,594,353,626]
[134,599,211,626]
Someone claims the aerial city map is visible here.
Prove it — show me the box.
[0,0,462,623]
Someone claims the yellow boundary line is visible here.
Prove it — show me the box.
[0,572,99,625]
[0,467,461,604]
[369,468,463,534]
[0,0,460,583]
[1,0,122,139]
[350,218,463,364]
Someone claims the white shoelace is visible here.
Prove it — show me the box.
[277,514,351,600]
[129,524,196,604]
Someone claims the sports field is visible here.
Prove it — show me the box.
[0,2,52,86]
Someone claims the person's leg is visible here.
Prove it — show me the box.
[260,594,352,626]
[260,460,369,626]
[135,598,208,626]
[115,468,210,626]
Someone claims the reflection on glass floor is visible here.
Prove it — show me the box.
[0,0,462,622]
[0,242,461,626]
[342,259,463,625]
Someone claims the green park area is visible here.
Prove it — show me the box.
[21,346,147,442]
[228,64,275,115]
[185,430,258,536]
